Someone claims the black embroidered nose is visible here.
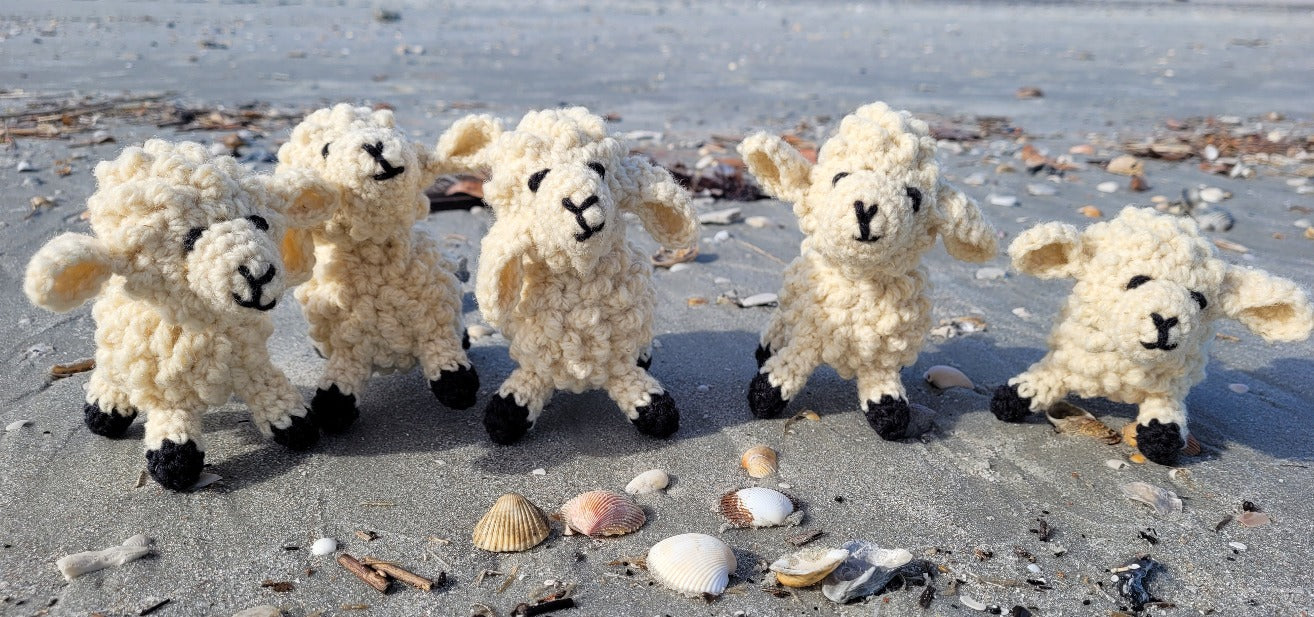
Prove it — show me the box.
[361,141,405,181]
[1141,312,1179,351]
[233,264,278,311]
[854,200,880,242]
[561,195,604,242]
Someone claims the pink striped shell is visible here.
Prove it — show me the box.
[560,490,646,537]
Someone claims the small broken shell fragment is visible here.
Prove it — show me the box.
[821,540,915,604]
[1079,205,1104,217]
[560,490,646,537]
[625,469,669,495]
[770,547,850,588]
[472,493,550,552]
[647,533,737,597]
[1045,401,1120,445]
[1121,481,1183,516]
[740,445,778,478]
[56,535,153,580]
[1237,511,1271,528]
[651,245,698,268]
[923,365,973,389]
[718,487,801,528]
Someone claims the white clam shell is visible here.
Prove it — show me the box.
[923,365,973,389]
[770,547,850,588]
[625,469,669,495]
[647,533,737,597]
[718,487,799,528]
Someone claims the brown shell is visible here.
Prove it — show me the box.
[718,487,799,528]
[560,490,646,537]
[1046,402,1120,445]
[740,445,778,478]
[472,493,550,552]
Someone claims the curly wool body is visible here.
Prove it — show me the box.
[992,206,1313,465]
[277,104,477,431]
[23,139,338,490]
[740,102,997,439]
[437,107,700,443]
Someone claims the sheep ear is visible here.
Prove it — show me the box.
[1008,221,1084,279]
[738,132,812,205]
[25,233,116,312]
[280,228,317,287]
[619,156,700,250]
[436,114,503,173]
[266,168,340,228]
[475,221,531,329]
[934,180,997,263]
[1220,266,1314,342]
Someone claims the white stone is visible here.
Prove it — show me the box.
[310,537,337,556]
[1097,181,1118,193]
[739,293,779,307]
[987,194,1018,207]
[963,172,987,186]
[744,216,773,228]
[531,468,547,475]
[975,267,1007,281]
[1026,183,1057,196]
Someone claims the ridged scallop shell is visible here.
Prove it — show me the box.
[472,493,550,552]
[740,445,778,478]
[625,469,669,495]
[560,490,646,537]
[924,365,973,389]
[770,547,850,588]
[647,533,737,597]
[718,487,799,528]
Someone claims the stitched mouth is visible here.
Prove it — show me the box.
[574,222,604,242]
[562,196,604,242]
[854,235,882,243]
[362,141,406,181]
[234,264,278,311]
[1140,340,1178,351]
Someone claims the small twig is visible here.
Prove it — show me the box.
[361,558,440,591]
[50,358,95,380]
[511,598,577,616]
[337,553,389,593]
[139,598,171,616]
[497,564,520,594]
[735,238,788,266]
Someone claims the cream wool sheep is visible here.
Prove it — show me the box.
[277,104,478,432]
[991,206,1313,465]
[739,102,997,439]
[24,140,338,490]
[436,107,700,444]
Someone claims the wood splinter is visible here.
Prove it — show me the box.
[511,597,577,617]
[361,557,442,591]
[336,553,389,593]
[50,358,95,380]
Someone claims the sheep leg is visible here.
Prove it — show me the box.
[991,360,1066,422]
[418,330,480,411]
[748,341,820,419]
[237,358,319,451]
[606,365,678,438]
[755,310,792,368]
[83,366,137,438]
[310,352,373,434]
[637,343,653,371]
[858,370,910,441]
[484,367,555,445]
[142,406,206,491]
[1134,396,1188,466]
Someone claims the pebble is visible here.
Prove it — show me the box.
[1096,181,1118,193]
[712,230,731,243]
[696,384,709,392]
[1105,459,1128,470]
[714,277,732,285]
[1229,541,1247,552]
[1199,187,1227,203]
[1026,183,1057,196]
[1228,383,1249,394]
[231,607,282,617]
[962,172,987,186]
[777,482,792,489]
[1027,563,1042,574]
[5,419,32,432]
[744,216,773,228]
[1203,145,1220,161]
[1011,307,1031,319]
[531,468,547,475]
[975,267,1007,281]
[698,207,742,225]
[668,263,691,273]
[1292,219,1310,229]
[987,194,1018,207]
[16,160,36,172]
[739,292,779,308]
[309,538,336,556]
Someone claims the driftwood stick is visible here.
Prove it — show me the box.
[337,553,389,593]
[50,358,95,380]
[362,559,439,591]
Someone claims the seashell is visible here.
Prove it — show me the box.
[740,445,778,478]
[739,293,779,308]
[923,365,973,389]
[821,540,915,603]
[718,487,801,528]
[1096,181,1118,193]
[770,547,849,588]
[472,493,550,552]
[310,537,337,556]
[1106,155,1143,176]
[1193,206,1234,232]
[987,194,1017,207]
[1121,481,1182,516]
[625,469,669,495]
[1045,401,1120,445]
[647,533,737,597]
[1237,511,1271,528]
[1182,433,1202,456]
[560,490,645,537]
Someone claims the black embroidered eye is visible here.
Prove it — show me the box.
[905,186,922,212]
[528,168,550,193]
[321,143,330,159]
[1126,275,1152,290]
[247,215,270,231]
[832,172,849,186]
[588,162,606,179]
[183,227,205,253]
[1190,291,1208,310]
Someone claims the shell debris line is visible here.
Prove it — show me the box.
[56,534,153,580]
[473,493,551,552]
[647,533,737,597]
[718,487,803,529]
[624,469,670,495]
[560,490,646,537]
[740,445,779,478]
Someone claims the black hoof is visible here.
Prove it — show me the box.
[748,372,788,419]
[84,401,136,438]
[484,394,532,445]
[864,395,910,440]
[310,385,359,434]
[637,352,652,371]
[754,343,772,369]
[990,383,1032,423]
[462,329,471,350]
[1137,419,1184,466]
[633,391,679,438]
[271,412,320,451]
[431,364,480,410]
[145,439,205,491]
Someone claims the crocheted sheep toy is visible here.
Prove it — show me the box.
[436,107,700,444]
[739,102,998,439]
[23,140,338,490]
[991,206,1313,465]
[277,104,479,432]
